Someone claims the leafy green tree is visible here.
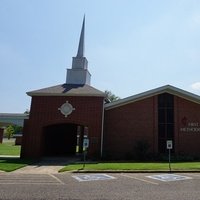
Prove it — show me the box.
[13,125,22,134]
[5,125,14,139]
[5,125,22,139]
[105,90,120,103]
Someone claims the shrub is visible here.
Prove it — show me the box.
[134,140,150,161]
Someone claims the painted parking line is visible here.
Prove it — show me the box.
[49,174,65,185]
[0,174,64,185]
[191,174,200,177]
[183,173,200,178]
[120,174,159,185]
[147,174,192,182]
[72,174,116,182]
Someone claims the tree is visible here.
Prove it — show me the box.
[13,125,22,134]
[24,109,30,114]
[5,125,14,139]
[5,125,22,139]
[104,90,120,103]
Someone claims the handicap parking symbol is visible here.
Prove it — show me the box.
[147,174,192,182]
[72,174,116,182]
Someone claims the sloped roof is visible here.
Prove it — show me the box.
[0,113,29,119]
[0,113,29,127]
[105,85,200,110]
[27,84,105,97]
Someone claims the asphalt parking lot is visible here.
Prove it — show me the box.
[0,172,199,200]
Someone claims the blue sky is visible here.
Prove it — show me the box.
[1,0,200,113]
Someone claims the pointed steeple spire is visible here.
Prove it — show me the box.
[76,15,85,57]
[66,16,91,85]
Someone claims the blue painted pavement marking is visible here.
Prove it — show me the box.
[146,174,192,182]
[72,174,116,182]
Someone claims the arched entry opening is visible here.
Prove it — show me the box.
[43,123,88,157]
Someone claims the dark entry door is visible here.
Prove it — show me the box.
[44,124,77,156]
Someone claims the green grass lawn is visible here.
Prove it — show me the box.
[0,140,32,172]
[1,140,200,173]
[0,140,21,155]
[0,158,34,172]
[59,162,200,172]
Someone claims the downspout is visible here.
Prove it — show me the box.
[100,98,105,158]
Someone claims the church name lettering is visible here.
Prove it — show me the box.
[180,122,200,133]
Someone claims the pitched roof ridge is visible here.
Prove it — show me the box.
[105,85,200,110]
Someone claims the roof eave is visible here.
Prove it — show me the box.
[0,113,29,119]
[27,92,105,97]
[105,85,200,110]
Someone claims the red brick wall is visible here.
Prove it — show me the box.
[21,96,104,159]
[15,136,22,145]
[174,96,200,157]
[104,95,200,159]
[22,93,200,159]
[104,96,157,159]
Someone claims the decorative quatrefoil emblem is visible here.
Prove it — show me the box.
[58,101,75,117]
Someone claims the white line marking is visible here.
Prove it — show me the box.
[121,174,159,185]
[48,174,65,185]
[185,174,200,178]
[0,182,61,185]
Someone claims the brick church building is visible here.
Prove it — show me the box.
[21,18,200,160]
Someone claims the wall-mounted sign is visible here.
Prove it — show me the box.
[58,101,75,117]
[180,117,200,133]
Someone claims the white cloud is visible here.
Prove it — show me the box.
[191,82,200,91]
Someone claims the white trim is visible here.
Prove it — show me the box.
[105,85,200,110]
[58,101,75,117]
[27,92,105,97]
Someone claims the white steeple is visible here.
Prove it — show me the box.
[76,15,85,58]
[66,16,91,85]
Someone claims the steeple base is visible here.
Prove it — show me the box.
[66,68,91,85]
[72,57,88,69]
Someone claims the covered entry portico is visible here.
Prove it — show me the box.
[43,123,87,157]
[21,94,105,159]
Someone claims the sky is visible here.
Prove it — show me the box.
[1,0,200,113]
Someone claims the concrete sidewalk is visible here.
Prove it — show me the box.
[12,157,80,174]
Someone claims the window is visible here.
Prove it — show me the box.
[158,93,174,153]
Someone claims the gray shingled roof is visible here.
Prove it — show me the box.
[105,85,200,110]
[27,84,105,97]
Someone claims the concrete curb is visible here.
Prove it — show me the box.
[0,155,20,158]
[68,170,200,173]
